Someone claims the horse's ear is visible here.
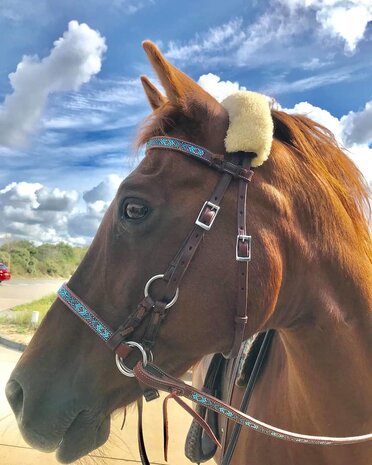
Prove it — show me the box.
[140,75,167,110]
[142,40,221,117]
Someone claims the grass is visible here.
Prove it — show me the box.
[0,293,56,331]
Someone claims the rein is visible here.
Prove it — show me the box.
[57,136,372,463]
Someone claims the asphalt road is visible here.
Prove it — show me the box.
[0,278,65,311]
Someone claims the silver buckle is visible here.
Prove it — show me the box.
[236,235,252,261]
[195,201,220,231]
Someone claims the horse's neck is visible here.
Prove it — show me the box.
[274,258,372,428]
[234,261,372,465]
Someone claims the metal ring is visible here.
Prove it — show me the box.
[144,274,179,309]
[115,341,150,378]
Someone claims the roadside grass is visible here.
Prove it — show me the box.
[0,293,55,331]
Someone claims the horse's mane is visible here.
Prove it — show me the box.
[136,105,371,266]
[270,110,371,265]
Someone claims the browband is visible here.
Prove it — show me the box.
[146,137,254,182]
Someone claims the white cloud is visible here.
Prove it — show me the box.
[0,20,107,148]
[262,67,357,95]
[166,18,245,63]
[35,187,79,212]
[165,1,371,69]
[0,182,43,208]
[281,0,372,52]
[0,182,80,244]
[111,0,154,15]
[197,73,247,102]
[68,175,122,238]
[0,0,49,23]
[283,101,343,140]
[340,100,372,146]
[0,175,122,244]
[0,178,118,245]
[283,100,372,184]
[83,174,122,203]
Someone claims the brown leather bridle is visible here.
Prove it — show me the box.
[58,136,254,366]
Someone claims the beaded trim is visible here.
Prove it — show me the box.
[146,137,206,157]
[58,285,112,341]
[191,392,332,445]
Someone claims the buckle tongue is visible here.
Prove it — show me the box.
[236,235,252,261]
[195,201,220,231]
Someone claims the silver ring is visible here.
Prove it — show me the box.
[144,274,179,309]
[115,341,151,378]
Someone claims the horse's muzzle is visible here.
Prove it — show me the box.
[5,377,110,463]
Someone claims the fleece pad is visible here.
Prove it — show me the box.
[221,91,273,167]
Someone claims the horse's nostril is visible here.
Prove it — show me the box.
[6,379,24,418]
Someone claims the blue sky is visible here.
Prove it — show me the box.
[0,0,371,244]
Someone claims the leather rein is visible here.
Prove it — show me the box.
[57,136,372,463]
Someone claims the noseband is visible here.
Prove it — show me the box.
[57,136,372,460]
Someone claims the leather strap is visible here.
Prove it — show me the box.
[134,361,372,446]
[146,137,254,182]
[137,397,150,465]
[221,331,274,465]
[185,354,224,463]
[58,138,255,363]
[59,149,253,363]
[224,155,251,358]
[163,390,221,462]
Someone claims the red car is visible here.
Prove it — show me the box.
[0,263,11,283]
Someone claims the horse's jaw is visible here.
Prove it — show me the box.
[56,414,110,464]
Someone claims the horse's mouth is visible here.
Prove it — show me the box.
[56,414,111,464]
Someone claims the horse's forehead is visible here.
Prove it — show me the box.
[137,149,207,184]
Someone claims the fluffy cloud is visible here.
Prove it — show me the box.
[197,74,247,102]
[83,174,122,203]
[0,182,80,244]
[68,175,123,238]
[36,187,79,212]
[283,101,343,140]
[281,0,372,52]
[0,20,107,148]
[340,100,372,146]
[0,177,122,245]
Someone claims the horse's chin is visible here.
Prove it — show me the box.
[56,415,110,464]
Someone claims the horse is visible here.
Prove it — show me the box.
[5,40,372,465]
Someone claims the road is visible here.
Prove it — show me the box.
[0,345,211,465]
[0,278,65,311]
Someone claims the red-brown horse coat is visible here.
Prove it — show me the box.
[6,41,372,465]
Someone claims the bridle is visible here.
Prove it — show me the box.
[58,136,254,365]
[57,135,372,463]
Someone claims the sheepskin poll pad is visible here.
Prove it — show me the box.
[221,91,273,167]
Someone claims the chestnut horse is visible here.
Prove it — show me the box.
[6,41,372,465]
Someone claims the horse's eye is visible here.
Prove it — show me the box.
[123,202,149,220]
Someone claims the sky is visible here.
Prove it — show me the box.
[0,0,371,245]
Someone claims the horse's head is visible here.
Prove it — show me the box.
[5,42,287,463]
